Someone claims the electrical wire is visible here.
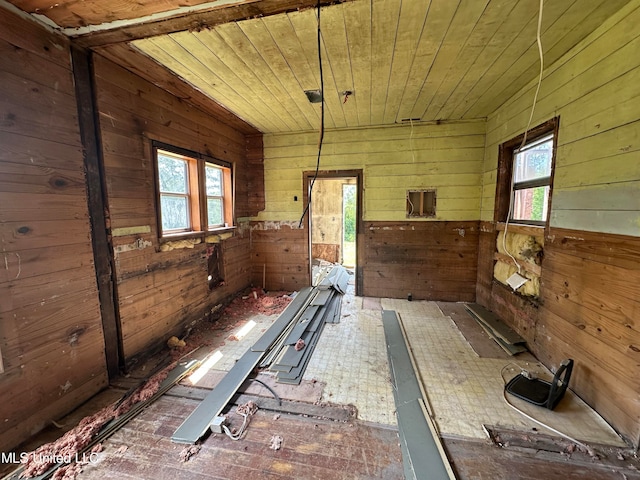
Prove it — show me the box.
[499,363,593,454]
[502,0,545,282]
[298,0,325,229]
[248,378,282,406]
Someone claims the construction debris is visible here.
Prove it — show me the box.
[178,444,201,462]
[11,360,200,480]
[269,435,284,450]
[260,265,350,385]
[167,336,186,349]
[464,303,527,355]
[222,402,259,441]
[382,310,456,480]
[171,265,350,444]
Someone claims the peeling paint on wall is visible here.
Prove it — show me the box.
[114,238,153,254]
[250,221,301,231]
[112,225,151,237]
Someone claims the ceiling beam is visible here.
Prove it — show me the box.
[73,0,353,48]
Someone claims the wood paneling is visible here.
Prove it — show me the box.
[362,221,479,302]
[0,7,107,452]
[129,0,629,134]
[249,224,309,292]
[92,54,257,363]
[245,134,265,217]
[481,0,640,236]
[478,227,640,444]
[259,121,486,223]
[478,1,640,444]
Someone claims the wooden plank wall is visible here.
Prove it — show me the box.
[249,223,309,292]
[260,121,485,222]
[478,0,640,445]
[253,121,485,298]
[0,8,108,452]
[361,221,478,301]
[92,54,259,363]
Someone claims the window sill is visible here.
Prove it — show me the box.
[496,222,545,237]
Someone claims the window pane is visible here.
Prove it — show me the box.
[161,195,189,230]
[513,136,553,183]
[158,154,188,194]
[512,186,549,222]
[207,198,223,227]
[206,165,223,196]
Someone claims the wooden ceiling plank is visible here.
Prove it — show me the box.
[462,0,620,119]
[342,0,372,126]
[486,2,640,142]
[370,0,401,126]
[382,0,431,124]
[169,30,293,132]
[173,29,300,132]
[426,0,522,121]
[459,0,580,119]
[395,0,459,122]
[259,13,323,129]
[133,36,278,132]
[316,3,359,127]
[410,0,491,122]
[238,14,325,132]
[287,7,346,130]
[437,0,553,120]
[70,0,351,48]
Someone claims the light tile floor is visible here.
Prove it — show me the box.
[201,287,627,447]
[382,298,627,446]
[304,294,397,425]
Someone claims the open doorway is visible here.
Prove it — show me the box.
[303,170,362,294]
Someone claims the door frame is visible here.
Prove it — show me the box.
[302,169,363,296]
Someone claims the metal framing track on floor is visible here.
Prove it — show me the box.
[382,310,456,480]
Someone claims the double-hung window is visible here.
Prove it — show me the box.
[154,141,233,238]
[510,134,554,225]
[495,117,559,227]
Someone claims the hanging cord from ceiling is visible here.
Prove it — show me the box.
[502,0,545,282]
[406,119,416,215]
[298,0,325,228]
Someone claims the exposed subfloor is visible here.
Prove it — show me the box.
[4,281,640,480]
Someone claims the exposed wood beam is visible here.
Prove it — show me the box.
[72,0,354,48]
[71,45,124,378]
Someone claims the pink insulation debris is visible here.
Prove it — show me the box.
[178,444,201,462]
[20,363,175,479]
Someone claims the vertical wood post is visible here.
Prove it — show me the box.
[71,45,123,379]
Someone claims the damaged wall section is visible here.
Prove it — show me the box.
[92,53,262,365]
[477,1,640,445]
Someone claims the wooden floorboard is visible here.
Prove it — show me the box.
[78,396,404,480]
[443,437,640,480]
[438,301,511,359]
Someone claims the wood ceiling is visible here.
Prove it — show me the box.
[7,0,632,134]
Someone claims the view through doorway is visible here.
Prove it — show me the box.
[305,171,361,293]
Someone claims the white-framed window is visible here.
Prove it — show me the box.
[153,142,233,238]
